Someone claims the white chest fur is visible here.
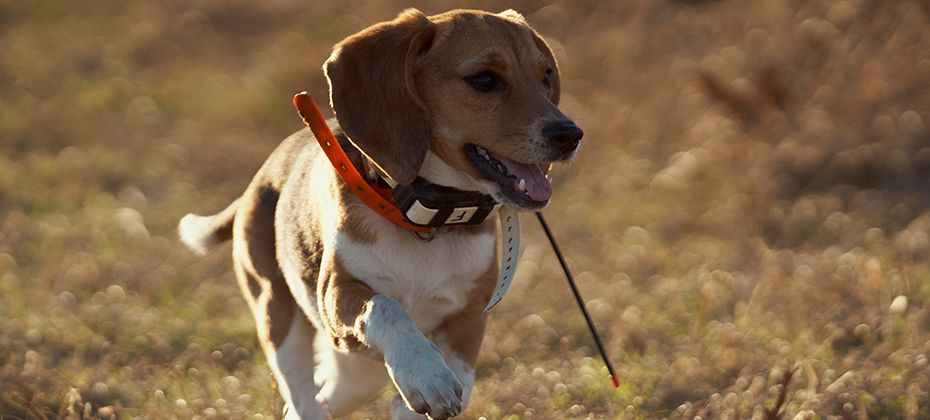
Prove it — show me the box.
[335,211,496,334]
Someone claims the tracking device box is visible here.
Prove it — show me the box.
[392,178,499,228]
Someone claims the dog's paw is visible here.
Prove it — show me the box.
[386,341,463,419]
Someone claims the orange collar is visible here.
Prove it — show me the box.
[293,92,434,234]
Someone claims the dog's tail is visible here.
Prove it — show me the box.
[178,198,240,255]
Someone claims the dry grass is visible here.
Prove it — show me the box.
[2,0,930,419]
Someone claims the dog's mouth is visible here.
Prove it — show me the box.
[465,144,552,209]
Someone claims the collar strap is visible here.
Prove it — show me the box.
[294,92,432,234]
[484,205,521,312]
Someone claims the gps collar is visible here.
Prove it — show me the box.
[293,92,498,239]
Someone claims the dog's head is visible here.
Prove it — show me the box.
[325,9,581,211]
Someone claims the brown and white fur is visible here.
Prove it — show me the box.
[178,9,582,420]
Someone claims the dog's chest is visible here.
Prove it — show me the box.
[336,224,495,333]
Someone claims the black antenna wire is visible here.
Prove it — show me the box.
[535,212,620,388]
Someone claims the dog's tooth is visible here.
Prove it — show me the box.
[477,147,492,163]
[518,179,526,191]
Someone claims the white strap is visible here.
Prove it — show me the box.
[484,206,521,312]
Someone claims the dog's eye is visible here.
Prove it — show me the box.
[465,71,502,93]
[543,69,553,89]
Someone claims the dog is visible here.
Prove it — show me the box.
[178,8,581,420]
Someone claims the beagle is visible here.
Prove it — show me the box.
[178,8,581,420]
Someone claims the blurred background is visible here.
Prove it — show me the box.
[2,0,929,418]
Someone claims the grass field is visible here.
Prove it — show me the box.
[2,0,930,419]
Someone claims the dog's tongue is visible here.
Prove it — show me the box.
[500,159,552,202]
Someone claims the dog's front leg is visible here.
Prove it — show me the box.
[364,295,464,419]
[318,258,463,419]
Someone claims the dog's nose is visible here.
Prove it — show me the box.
[544,122,583,154]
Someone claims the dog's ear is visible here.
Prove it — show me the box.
[325,9,437,185]
[531,31,561,106]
